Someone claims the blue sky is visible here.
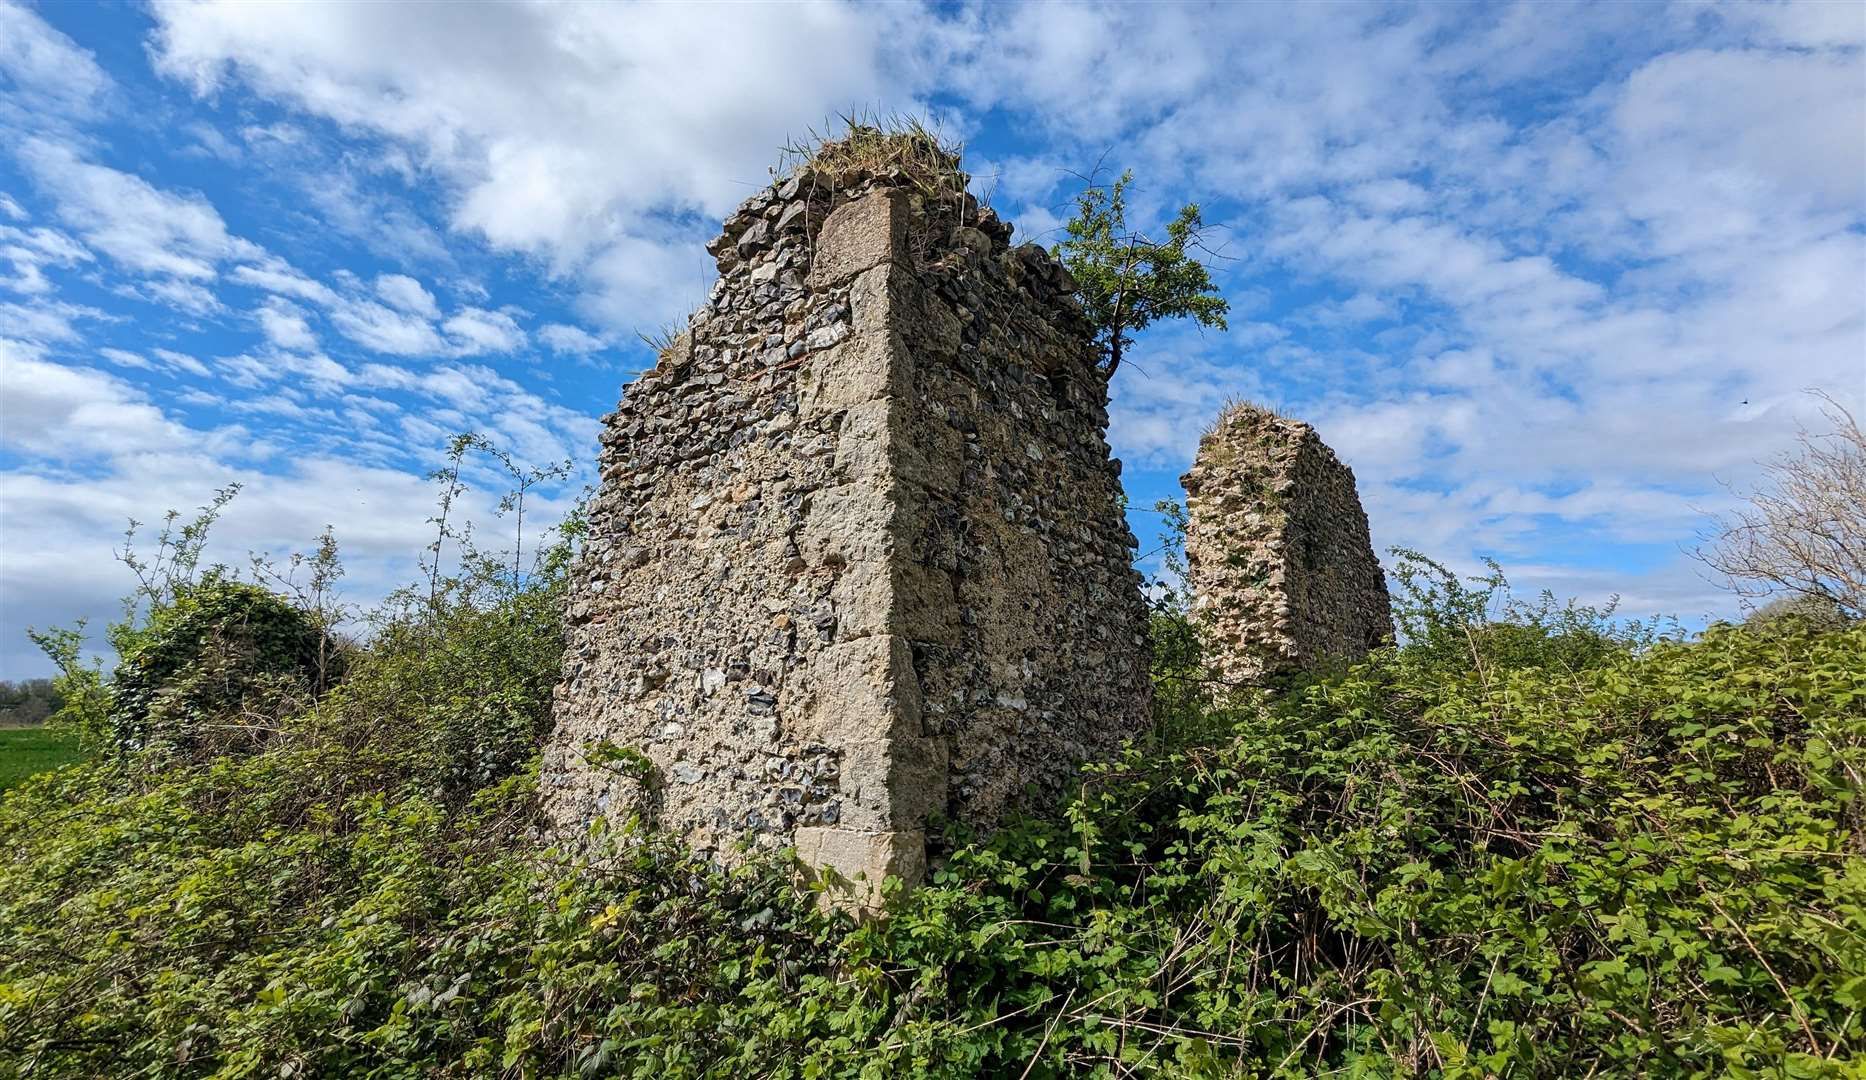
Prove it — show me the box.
[1,0,1862,677]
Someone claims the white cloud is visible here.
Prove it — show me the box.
[232,268,528,362]
[221,252,531,363]
[0,222,91,293]
[1710,0,1866,52]
[98,347,156,371]
[153,347,211,377]
[302,168,451,264]
[148,0,944,327]
[257,297,317,350]
[0,0,111,127]
[1602,47,1866,259]
[0,296,101,345]
[19,136,259,279]
[578,231,712,331]
[538,322,607,355]
[222,347,350,392]
[1108,322,1286,467]
[414,366,488,411]
[0,335,43,362]
[443,305,525,355]
[230,254,340,306]
[375,272,439,318]
[140,277,223,315]
[1345,179,1431,215]
[328,297,444,356]
[1268,200,1605,333]
[181,120,243,162]
[0,353,195,458]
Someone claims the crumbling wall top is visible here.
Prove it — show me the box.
[701,130,1092,354]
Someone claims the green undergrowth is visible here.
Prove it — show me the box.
[1,496,1861,1076]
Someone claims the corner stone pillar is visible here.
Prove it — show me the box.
[789,190,942,894]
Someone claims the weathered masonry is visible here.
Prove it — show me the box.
[542,155,1152,901]
[1182,403,1392,686]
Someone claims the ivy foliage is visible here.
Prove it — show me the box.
[105,578,337,761]
[28,485,343,763]
[1,498,1861,1075]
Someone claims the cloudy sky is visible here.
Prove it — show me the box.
[1,0,1862,676]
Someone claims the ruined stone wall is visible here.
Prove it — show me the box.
[1181,404,1391,686]
[542,164,1151,899]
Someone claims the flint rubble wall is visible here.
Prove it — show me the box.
[541,166,1152,898]
[1182,405,1392,686]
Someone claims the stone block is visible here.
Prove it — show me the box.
[810,191,907,289]
[897,284,963,363]
[800,483,892,572]
[795,635,922,744]
[833,399,896,487]
[827,560,897,640]
[835,735,948,829]
[797,329,912,416]
[848,262,896,334]
[834,399,963,497]
[893,554,961,645]
[793,826,928,907]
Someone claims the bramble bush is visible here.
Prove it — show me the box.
[1,463,1861,1076]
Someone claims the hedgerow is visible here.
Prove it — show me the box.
[1,472,1860,1076]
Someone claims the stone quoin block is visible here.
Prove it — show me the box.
[542,158,1151,909]
[792,826,928,909]
[809,190,908,289]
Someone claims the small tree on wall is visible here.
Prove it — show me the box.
[1054,169,1230,379]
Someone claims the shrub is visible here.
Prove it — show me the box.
[314,548,574,806]
[106,577,337,761]
[1747,594,1856,633]
[1695,391,1866,618]
[0,438,585,1076]
[851,619,1864,1076]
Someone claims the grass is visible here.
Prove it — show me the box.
[1205,396,1288,434]
[778,113,967,197]
[0,726,84,792]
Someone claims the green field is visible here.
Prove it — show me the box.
[0,727,84,792]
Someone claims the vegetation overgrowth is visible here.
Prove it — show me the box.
[1,449,1862,1078]
[1052,167,1229,379]
[778,113,968,198]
